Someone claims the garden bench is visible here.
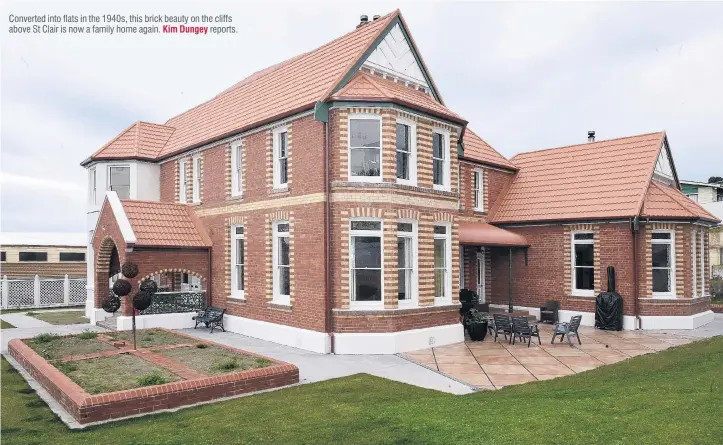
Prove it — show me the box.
[192,306,226,333]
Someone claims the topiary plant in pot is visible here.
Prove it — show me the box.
[463,308,489,341]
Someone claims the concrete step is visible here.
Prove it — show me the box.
[96,316,117,331]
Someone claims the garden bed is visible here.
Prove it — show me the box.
[8,329,298,425]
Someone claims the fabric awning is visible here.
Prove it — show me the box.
[458,222,529,247]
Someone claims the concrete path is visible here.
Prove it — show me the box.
[178,329,474,394]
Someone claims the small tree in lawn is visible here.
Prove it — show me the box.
[101,261,157,350]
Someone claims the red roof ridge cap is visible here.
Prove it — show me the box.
[510,131,666,161]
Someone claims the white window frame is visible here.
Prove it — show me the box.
[230,225,245,300]
[700,230,706,296]
[652,230,676,298]
[349,218,384,309]
[395,117,417,186]
[272,127,289,189]
[686,193,699,202]
[107,164,131,199]
[88,167,97,205]
[434,222,452,305]
[571,231,595,297]
[192,155,201,203]
[459,247,465,289]
[348,113,383,183]
[476,249,486,303]
[397,220,418,308]
[473,168,484,212]
[432,128,451,191]
[178,160,187,203]
[692,229,697,297]
[272,221,291,305]
[231,141,243,197]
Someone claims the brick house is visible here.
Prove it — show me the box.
[81,11,719,354]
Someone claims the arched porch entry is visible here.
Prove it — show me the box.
[94,236,122,309]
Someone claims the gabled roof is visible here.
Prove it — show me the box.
[91,121,174,161]
[329,71,464,123]
[120,200,211,248]
[87,11,399,164]
[461,129,517,170]
[101,191,211,248]
[641,181,720,222]
[490,132,668,223]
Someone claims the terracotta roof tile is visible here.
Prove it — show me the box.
[490,132,667,223]
[154,11,398,159]
[641,181,720,222]
[120,200,211,248]
[330,71,464,123]
[91,122,174,160]
[462,129,516,170]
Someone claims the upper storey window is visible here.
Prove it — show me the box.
[432,130,450,191]
[273,128,289,189]
[108,166,130,199]
[349,115,382,181]
[231,141,243,197]
[396,118,416,186]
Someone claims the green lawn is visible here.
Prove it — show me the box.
[2,337,722,445]
[1,319,15,329]
[26,311,89,325]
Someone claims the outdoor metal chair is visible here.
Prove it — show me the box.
[492,314,513,343]
[539,300,560,324]
[511,316,541,347]
[551,315,582,346]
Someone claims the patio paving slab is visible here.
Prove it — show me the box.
[399,318,720,390]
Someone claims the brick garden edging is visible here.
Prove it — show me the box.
[8,330,299,424]
[712,303,723,314]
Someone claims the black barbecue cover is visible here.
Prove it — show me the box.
[595,266,623,330]
[595,292,623,330]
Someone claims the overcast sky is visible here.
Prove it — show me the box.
[3,1,723,233]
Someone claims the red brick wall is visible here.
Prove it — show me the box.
[489,222,710,317]
[92,201,128,308]
[332,307,460,333]
[458,162,514,218]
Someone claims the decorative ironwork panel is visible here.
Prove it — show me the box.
[7,280,34,307]
[140,291,205,315]
[40,280,64,306]
[69,279,87,304]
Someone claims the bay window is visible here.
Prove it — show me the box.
[350,219,383,307]
[434,224,451,303]
[230,225,245,299]
[652,231,675,297]
[272,221,291,305]
[432,130,449,190]
[396,119,416,185]
[178,161,187,203]
[192,155,201,203]
[397,222,417,306]
[572,232,594,296]
[108,165,130,199]
[88,167,97,205]
[273,128,288,188]
[349,116,382,180]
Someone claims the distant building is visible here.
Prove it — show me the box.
[0,233,87,279]
[681,180,723,204]
[701,202,723,275]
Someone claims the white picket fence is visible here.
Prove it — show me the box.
[0,275,87,309]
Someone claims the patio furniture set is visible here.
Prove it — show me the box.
[461,293,583,347]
